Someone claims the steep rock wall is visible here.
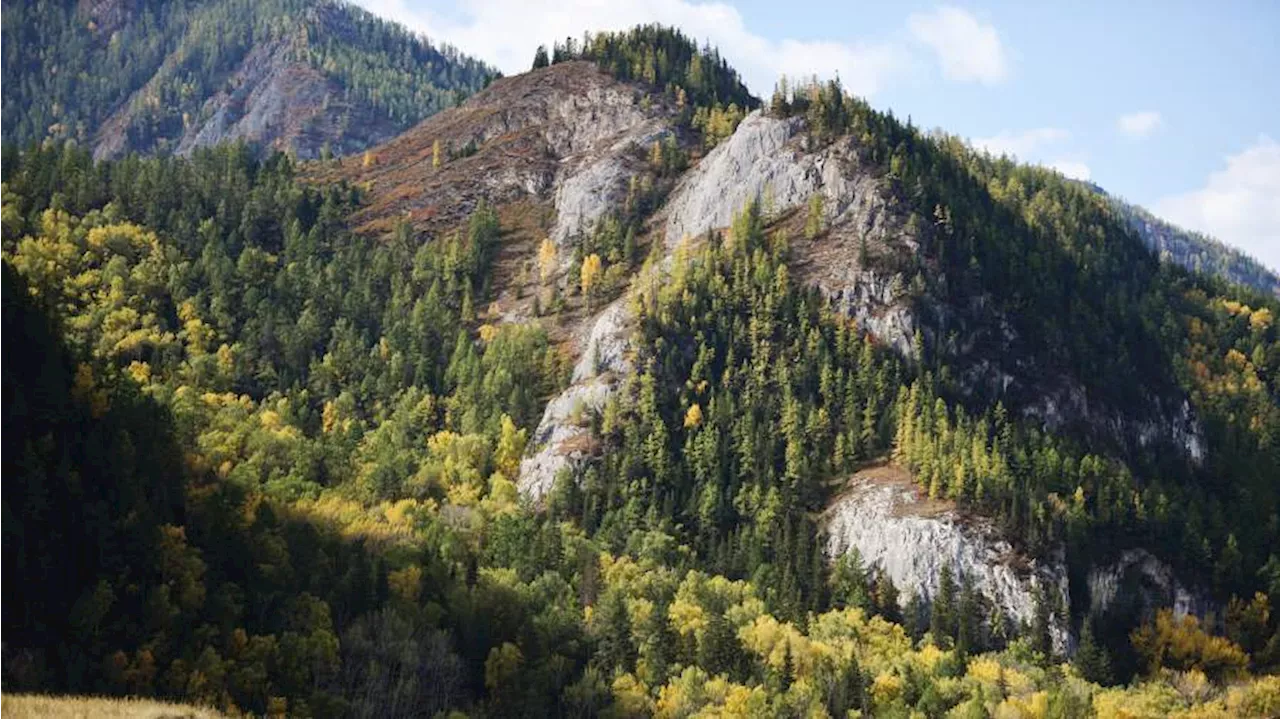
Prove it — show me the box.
[171,40,400,160]
[1087,548,1215,619]
[660,110,921,355]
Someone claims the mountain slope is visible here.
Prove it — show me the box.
[1105,192,1280,297]
[332,59,1279,656]
[330,58,1278,605]
[2,0,494,159]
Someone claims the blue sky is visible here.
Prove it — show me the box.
[356,0,1280,271]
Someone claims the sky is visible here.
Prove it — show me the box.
[353,0,1280,273]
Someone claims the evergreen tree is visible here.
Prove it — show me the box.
[1074,621,1113,685]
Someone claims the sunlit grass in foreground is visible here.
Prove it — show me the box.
[1,694,225,718]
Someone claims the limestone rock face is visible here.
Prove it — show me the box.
[549,121,675,264]
[823,465,1072,653]
[662,112,814,246]
[660,110,920,356]
[823,465,1217,654]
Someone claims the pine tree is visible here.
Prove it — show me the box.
[532,45,550,70]
[931,564,958,646]
[831,548,871,610]
[805,193,824,239]
[956,575,981,658]
[1031,584,1054,662]
[1073,621,1113,685]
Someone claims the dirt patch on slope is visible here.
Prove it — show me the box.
[825,461,956,520]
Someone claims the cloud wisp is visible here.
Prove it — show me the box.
[1118,111,1162,138]
[907,6,1008,84]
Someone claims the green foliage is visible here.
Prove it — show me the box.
[578,201,903,620]
[1,144,567,714]
[1074,621,1114,685]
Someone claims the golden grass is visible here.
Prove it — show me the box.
[0,694,225,718]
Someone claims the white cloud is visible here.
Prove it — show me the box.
[353,1,1007,97]
[1118,111,1162,138]
[970,128,1089,180]
[1047,159,1091,181]
[971,127,1069,159]
[907,6,1008,84]
[1155,135,1280,273]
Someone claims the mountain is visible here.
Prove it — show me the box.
[1,0,495,159]
[1105,192,1280,297]
[4,23,1279,718]
[273,38,1280,675]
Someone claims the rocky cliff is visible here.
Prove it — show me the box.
[660,109,920,355]
[824,464,1073,653]
[313,61,686,241]
[94,35,402,161]
[518,297,635,500]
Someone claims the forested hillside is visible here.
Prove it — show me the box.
[4,23,1280,719]
[1,0,494,159]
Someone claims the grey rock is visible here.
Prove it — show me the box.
[824,469,1072,653]
[518,297,635,500]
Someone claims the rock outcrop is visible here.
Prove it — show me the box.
[660,110,921,355]
[518,298,634,500]
[167,40,400,161]
[823,464,1072,653]
[95,35,401,161]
